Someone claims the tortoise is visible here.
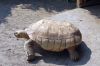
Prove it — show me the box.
[14,19,82,62]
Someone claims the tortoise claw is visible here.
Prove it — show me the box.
[70,51,80,61]
[27,55,35,63]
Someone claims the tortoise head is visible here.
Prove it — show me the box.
[14,30,29,40]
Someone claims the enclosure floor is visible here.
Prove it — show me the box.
[0,0,100,66]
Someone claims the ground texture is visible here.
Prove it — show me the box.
[0,0,100,66]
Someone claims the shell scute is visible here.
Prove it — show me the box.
[25,19,82,51]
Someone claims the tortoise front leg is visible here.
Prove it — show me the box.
[24,39,36,62]
[67,46,80,61]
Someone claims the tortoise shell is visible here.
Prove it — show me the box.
[25,19,82,52]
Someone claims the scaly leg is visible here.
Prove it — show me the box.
[24,39,35,62]
[67,46,80,61]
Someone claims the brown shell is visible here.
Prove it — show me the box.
[25,19,82,51]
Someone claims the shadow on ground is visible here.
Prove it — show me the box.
[0,0,75,24]
[1,0,75,12]
[0,3,11,24]
[79,0,100,18]
[82,0,100,8]
[85,5,100,18]
[31,41,91,66]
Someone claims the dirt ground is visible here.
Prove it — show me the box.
[0,0,100,66]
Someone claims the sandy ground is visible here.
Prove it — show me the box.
[0,0,100,66]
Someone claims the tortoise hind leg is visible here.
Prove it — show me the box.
[67,46,80,61]
[24,39,36,62]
